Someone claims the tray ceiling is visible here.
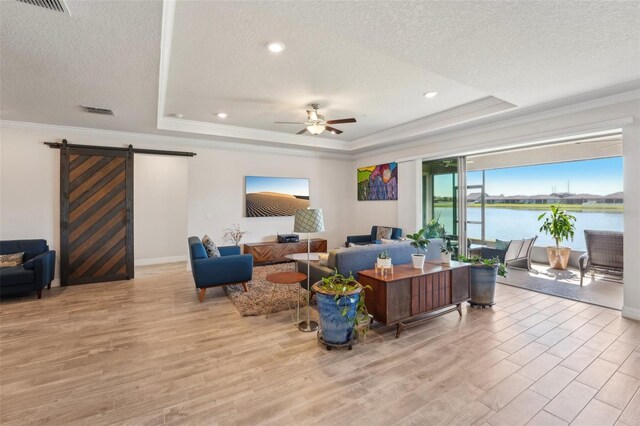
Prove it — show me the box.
[1,1,639,153]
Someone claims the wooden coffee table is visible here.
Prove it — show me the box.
[265,272,307,321]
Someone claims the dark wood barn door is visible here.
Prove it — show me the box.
[60,144,134,285]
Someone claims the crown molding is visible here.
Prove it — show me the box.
[157,0,176,125]
[350,96,516,150]
[353,82,640,159]
[0,120,353,160]
[157,116,350,151]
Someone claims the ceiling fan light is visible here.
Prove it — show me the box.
[307,124,325,135]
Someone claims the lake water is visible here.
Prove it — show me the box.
[434,207,624,251]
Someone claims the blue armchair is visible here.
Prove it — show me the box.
[1,239,56,299]
[346,226,403,246]
[188,236,253,302]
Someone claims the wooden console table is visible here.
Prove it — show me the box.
[358,261,470,338]
[243,239,327,265]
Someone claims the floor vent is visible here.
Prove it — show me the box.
[16,0,70,15]
[81,106,115,116]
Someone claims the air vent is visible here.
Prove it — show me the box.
[81,106,115,116]
[16,0,70,15]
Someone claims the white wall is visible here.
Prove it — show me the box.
[622,122,640,320]
[187,147,351,250]
[0,124,354,286]
[134,154,188,264]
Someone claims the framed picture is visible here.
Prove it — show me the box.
[357,162,398,200]
[245,176,310,217]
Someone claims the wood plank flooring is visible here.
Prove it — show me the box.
[1,262,639,425]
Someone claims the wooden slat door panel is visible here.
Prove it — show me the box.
[61,145,134,285]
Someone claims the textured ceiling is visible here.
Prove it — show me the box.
[1,1,639,150]
[164,1,491,141]
[0,0,162,134]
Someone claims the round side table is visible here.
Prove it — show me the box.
[265,272,307,324]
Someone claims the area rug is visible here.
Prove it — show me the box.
[225,263,309,316]
[497,263,623,310]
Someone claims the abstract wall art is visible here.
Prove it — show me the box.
[357,162,398,201]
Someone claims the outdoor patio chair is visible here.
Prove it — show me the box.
[579,230,623,286]
[481,236,538,273]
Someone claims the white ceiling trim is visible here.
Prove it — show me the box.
[350,96,515,150]
[157,116,351,151]
[156,0,176,128]
[355,82,640,159]
[0,120,353,160]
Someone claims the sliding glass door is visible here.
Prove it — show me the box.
[422,158,465,257]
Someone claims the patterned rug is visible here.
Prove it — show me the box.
[225,263,310,316]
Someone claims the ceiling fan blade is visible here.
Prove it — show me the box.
[325,126,343,135]
[307,110,318,121]
[326,118,356,124]
[296,128,308,135]
[275,121,306,124]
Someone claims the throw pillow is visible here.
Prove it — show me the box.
[201,235,221,258]
[0,252,25,268]
[376,226,393,240]
[317,253,329,266]
[495,239,510,251]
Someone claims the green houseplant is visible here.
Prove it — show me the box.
[311,271,371,349]
[458,255,506,307]
[440,244,453,265]
[538,205,577,270]
[376,250,392,269]
[406,228,430,269]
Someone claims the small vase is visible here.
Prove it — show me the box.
[441,252,451,265]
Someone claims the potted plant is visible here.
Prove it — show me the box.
[406,228,430,269]
[440,244,452,265]
[538,205,576,270]
[376,250,392,269]
[458,255,506,307]
[424,214,446,239]
[312,271,371,347]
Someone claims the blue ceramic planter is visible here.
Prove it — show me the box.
[313,284,361,345]
[469,265,498,307]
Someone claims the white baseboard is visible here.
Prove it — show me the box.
[135,255,188,267]
[50,278,61,288]
[622,305,640,321]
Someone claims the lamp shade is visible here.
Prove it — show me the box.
[293,208,325,233]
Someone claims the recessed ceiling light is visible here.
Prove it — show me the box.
[267,42,285,53]
[423,91,438,98]
[216,112,228,118]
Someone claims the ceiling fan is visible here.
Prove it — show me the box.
[275,104,356,135]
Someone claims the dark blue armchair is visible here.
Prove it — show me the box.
[346,226,403,246]
[188,236,253,302]
[1,239,56,299]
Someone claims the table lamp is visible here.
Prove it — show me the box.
[293,208,325,332]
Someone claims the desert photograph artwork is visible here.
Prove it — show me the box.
[245,176,310,217]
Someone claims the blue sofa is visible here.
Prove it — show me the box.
[188,236,254,302]
[1,239,56,299]
[297,239,443,286]
[346,226,403,246]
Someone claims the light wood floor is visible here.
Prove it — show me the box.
[1,262,639,426]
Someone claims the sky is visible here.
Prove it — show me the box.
[245,176,309,196]
[465,157,623,196]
